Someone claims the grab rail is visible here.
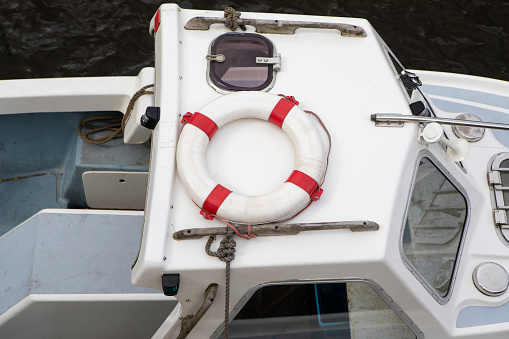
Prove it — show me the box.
[185,17,367,37]
[174,221,379,240]
[371,113,509,131]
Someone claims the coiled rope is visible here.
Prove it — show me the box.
[78,84,154,144]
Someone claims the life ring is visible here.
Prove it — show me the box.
[176,92,327,224]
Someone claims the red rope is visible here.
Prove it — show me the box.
[277,94,299,105]
[214,215,257,240]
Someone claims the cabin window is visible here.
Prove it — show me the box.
[214,281,421,338]
[402,157,468,301]
[207,33,276,92]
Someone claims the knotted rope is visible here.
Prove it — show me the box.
[206,231,236,339]
[224,7,246,31]
[78,84,154,144]
[205,232,236,263]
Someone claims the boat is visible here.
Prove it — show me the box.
[2,3,509,338]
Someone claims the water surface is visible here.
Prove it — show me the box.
[1,0,508,81]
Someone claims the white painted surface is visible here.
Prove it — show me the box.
[0,294,176,339]
[83,171,148,210]
[0,74,132,114]
[123,67,156,144]
[0,210,175,338]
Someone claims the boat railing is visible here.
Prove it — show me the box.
[371,113,509,131]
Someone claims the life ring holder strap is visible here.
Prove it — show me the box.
[177,92,327,224]
[269,96,298,128]
[181,112,218,140]
[286,170,324,202]
[200,184,233,220]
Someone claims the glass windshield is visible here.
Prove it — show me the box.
[217,281,418,338]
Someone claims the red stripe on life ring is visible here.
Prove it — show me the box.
[187,113,218,140]
[286,170,323,201]
[269,98,295,128]
[201,184,233,219]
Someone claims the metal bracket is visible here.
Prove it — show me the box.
[400,70,422,91]
[375,120,404,128]
[256,53,281,72]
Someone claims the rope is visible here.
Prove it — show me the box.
[224,7,246,31]
[214,215,256,240]
[78,84,154,144]
[205,232,236,263]
[205,231,236,339]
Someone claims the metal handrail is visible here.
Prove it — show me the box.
[371,113,509,131]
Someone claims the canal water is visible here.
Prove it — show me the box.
[1,0,508,81]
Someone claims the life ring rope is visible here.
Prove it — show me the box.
[177,92,329,224]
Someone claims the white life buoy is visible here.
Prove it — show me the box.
[176,92,327,224]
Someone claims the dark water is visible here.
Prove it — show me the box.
[1,0,509,81]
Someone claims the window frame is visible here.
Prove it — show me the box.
[206,32,278,93]
[400,150,470,304]
[211,278,423,339]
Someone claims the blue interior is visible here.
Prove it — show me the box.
[0,111,150,236]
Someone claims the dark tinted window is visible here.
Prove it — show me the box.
[209,33,274,91]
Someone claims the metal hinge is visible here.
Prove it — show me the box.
[206,54,225,62]
[256,53,281,72]
[495,210,508,227]
[488,171,502,185]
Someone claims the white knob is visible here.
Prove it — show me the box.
[422,122,443,143]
